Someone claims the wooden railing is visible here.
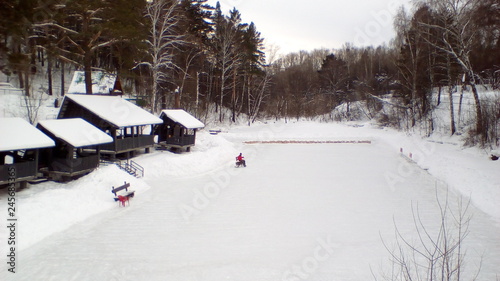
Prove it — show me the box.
[101,135,155,152]
[0,161,37,184]
[49,155,99,174]
[165,135,195,146]
[116,160,144,178]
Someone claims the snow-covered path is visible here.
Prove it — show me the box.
[3,134,499,281]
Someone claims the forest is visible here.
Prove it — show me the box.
[0,0,499,146]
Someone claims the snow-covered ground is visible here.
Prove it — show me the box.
[1,120,499,280]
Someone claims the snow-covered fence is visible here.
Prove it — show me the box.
[244,140,372,144]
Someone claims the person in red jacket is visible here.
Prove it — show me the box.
[236,153,246,167]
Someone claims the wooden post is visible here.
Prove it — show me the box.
[34,149,40,176]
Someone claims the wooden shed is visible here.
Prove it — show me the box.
[156,109,205,152]
[0,118,55,188]
[57,94,163,158]
[37,118,113,181]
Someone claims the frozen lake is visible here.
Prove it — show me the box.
[4,138,499,281]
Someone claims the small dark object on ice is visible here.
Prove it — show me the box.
[491,155,499,161]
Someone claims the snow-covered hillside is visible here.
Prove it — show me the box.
[332,85,500,145]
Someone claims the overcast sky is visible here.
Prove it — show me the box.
[206,0,413,55]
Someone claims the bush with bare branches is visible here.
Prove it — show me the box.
[377,191,481,281]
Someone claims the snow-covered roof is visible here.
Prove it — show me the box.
[64,94,163,128]
[67,71,119,95]
[161,109,205,129]
[37,118,113,148]
[0,117,55,152]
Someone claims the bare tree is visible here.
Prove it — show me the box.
[417,0,485,142]
[175,48,202,109]
[21,86,48,124]
[247,69,271,125]
[378,191,480,281]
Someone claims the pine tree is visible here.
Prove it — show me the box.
[2,0,37,95]
[55,0,147,95]
[318,54,350,108]
[172,0,213,110]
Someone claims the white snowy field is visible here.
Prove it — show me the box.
[0,121,499,281]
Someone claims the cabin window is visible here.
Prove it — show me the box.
[24,150,35,161]
[17,149,25,158]
[186,128,195,136]
[166,125,173,138]
[116,128,125,138]
[4,155,14,164]
[139,126,146,135]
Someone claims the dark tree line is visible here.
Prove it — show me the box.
[0,0,267,123]
[1,0,498,144]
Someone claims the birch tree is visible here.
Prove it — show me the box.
[211,4,243,122]
[142,0,184,113]
[139,0,183,112]
[418,0,485,142]
[247,69,271,125]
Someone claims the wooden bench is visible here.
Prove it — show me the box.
[111,182,135,207]
[209,129,222,135]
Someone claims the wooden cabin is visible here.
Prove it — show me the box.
[0,118,55,188]
[67,71,123,95]
[57,94,163,158]
[37,118,113,181]
[156,109,205,152]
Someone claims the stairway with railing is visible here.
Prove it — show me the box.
[100,159,144,178]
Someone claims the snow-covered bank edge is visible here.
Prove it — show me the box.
[369,125,499,223]
[0,165,150,252]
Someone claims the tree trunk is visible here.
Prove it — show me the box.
[84,51,93,95]
[24,65,30,97]
[470,82,484,138]
[174,89,180,109]
[458,87,464,127]
[196,72,200,117]
[247,76,251,126]
[448,87,456,135]
[18,71,25,91]
[60,60,65,96]
[437,86,441,106]
[47,57,53,96]
[231,71,236,123]
[219,71,225,122]
[446,53,455,135]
